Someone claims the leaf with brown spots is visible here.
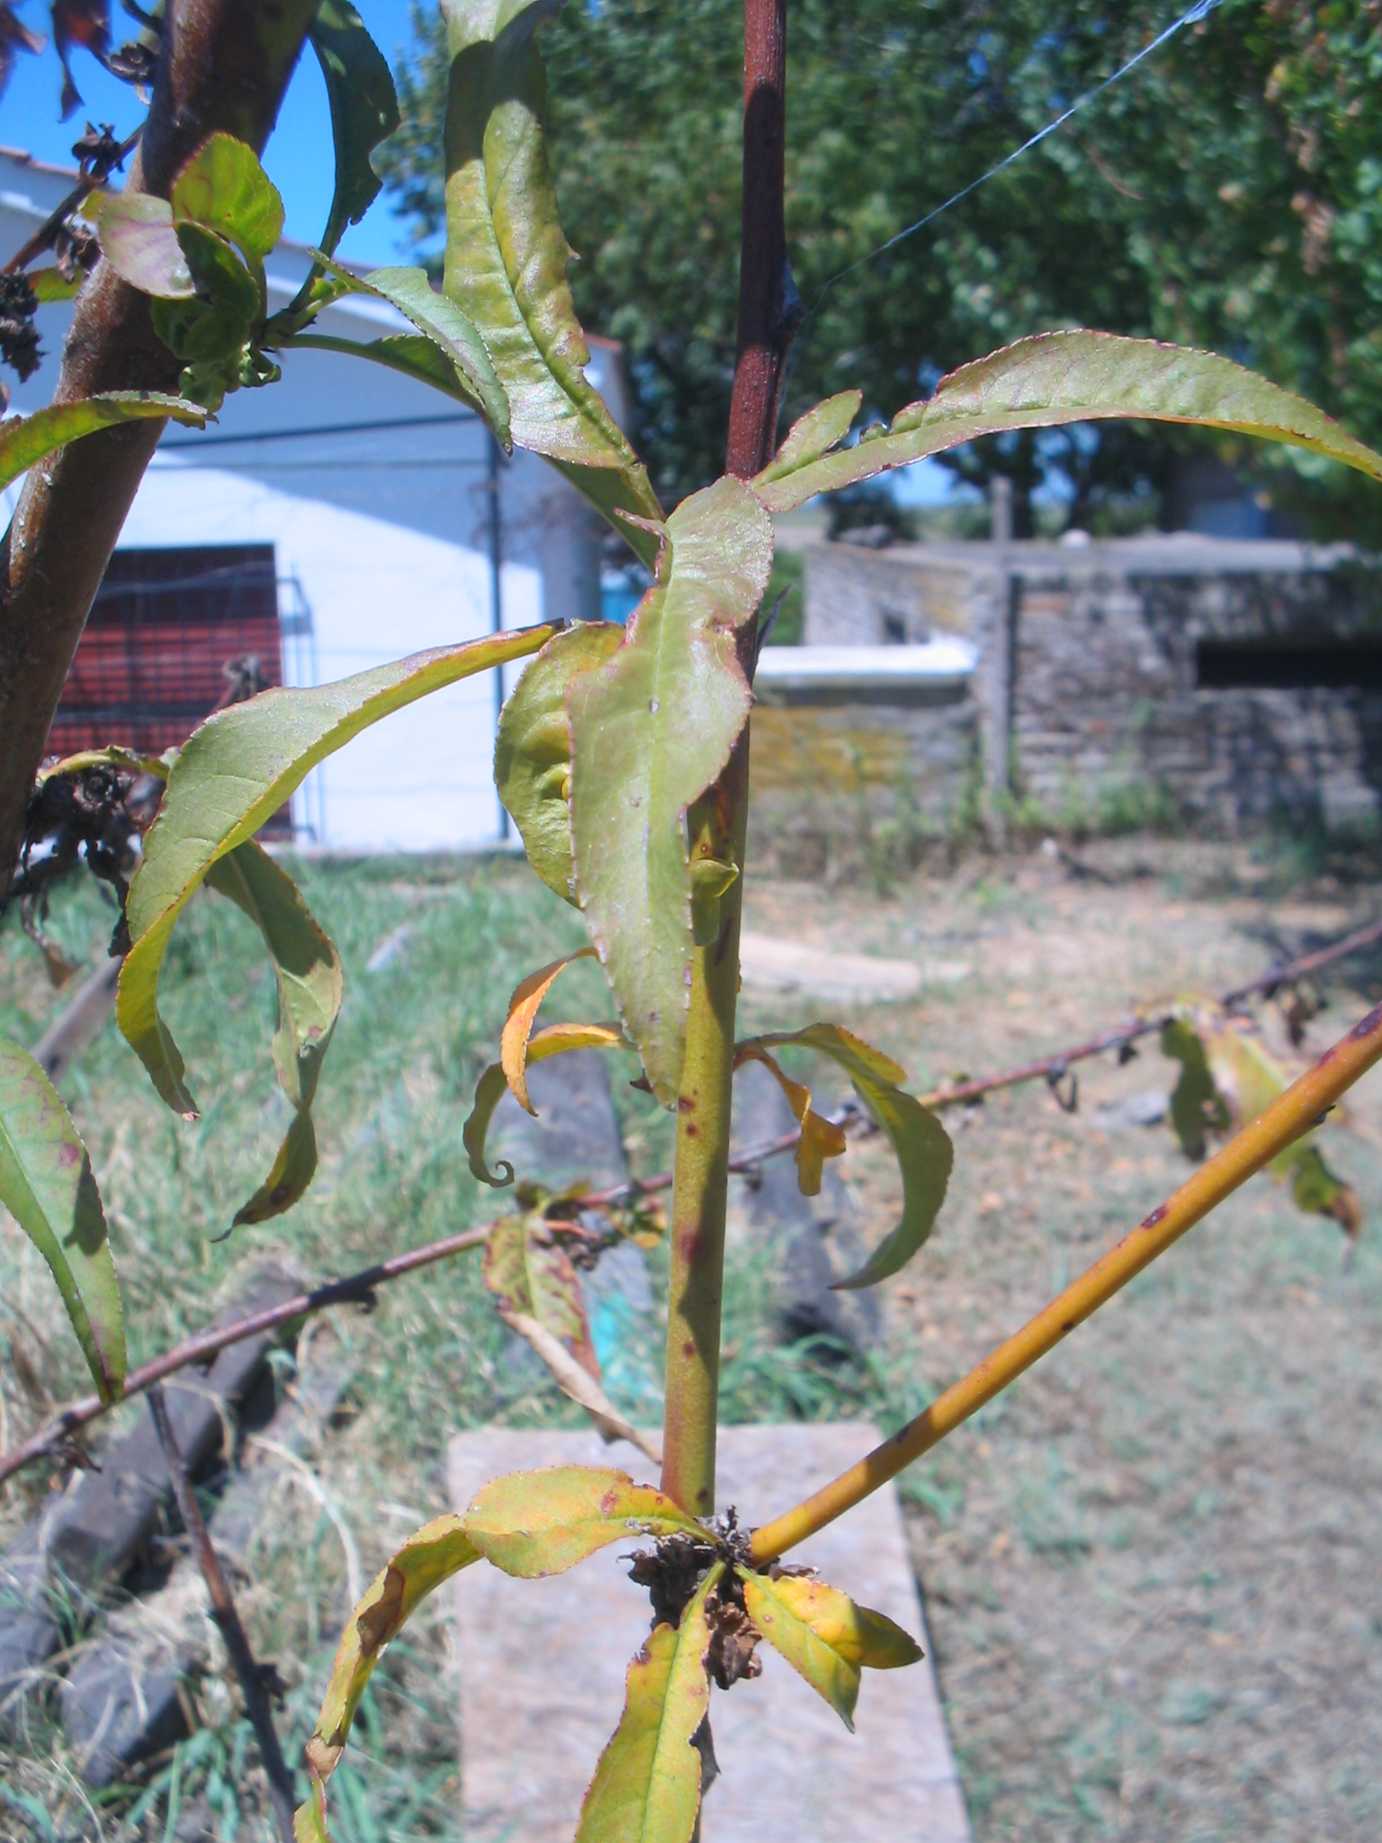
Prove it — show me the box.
[295,1514,478,1843]
[0,1035,124,1403]
[464,1464,701,1577]
[737,1568,921,1730]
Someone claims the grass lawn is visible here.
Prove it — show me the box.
[1,836,1380,1841]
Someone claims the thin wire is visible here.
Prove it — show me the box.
[804,0,1222,313]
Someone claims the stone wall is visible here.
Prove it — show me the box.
[799,534,1382,834]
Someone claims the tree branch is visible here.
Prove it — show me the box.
[147,1384,296,1843]
[749,995,1382,1563]
[4,912,1377,1491]
[0,0,321,903]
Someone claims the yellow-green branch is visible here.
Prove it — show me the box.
[749,998,1382,1563]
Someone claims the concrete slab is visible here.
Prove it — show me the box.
[448,1423,971,1843]
[739,933,969,1003]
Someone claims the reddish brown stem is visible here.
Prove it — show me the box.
[147,1383,296,1842]
[725,0,791,482]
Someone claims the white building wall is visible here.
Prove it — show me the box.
[1,150,620,851]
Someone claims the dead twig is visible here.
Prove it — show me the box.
[146,1384,296,1843]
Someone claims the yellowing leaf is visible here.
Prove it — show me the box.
[0,1037,125,1404]
[1164,1003,1363,1240]
[170,132,285,267]
[485,1208,599,1375]
[295,1514,479,1842]
[734,1043,846,1195]
[464,1464,701,1577]
[501,947,597,1113]
[744,1024,953,1287]
[463,1020,627,1186]
[568,477,774,1106]
[575,1568,719,1843]
[495,621,625,904]
[118,623,558,1117]
[440,0,662,557]
[753,333,1382,514]
[738,1569,921,1731]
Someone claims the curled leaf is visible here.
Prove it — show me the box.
[575,1568,720,1843]
[205,843,343,1227]
[464,1464,701,1577]
[734,1043,846,1195]
[501,947,597,1113]
[738,1568,921,1731]
[85,189,195,297]
[494,621,624,904]
[0,1037,125,1404]
[464,1020,627,1186]
[745,1023,953,1288]
[753,333,1382,514]
[568,477,773,1106]
[690,858,739,948]
[308,0,401,264]
[118,623,559,1118]
[295,1514,479,1843]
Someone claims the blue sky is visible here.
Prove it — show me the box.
[1,1,421,268]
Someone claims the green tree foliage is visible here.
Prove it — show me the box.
[380,0,1381,533]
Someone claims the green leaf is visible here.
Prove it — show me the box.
[752,332,1382,514]
[205,842,343,1227]
[0,1037,125,1403]
[463,1020,629,1186]
[756,389,863,489]
[495,621,624,905]
[463,1464,701,1577]
[575,1569,719,1843]
[296,1513,479,1843]
[738,1569,921,1732]
[280,330,480,401]
[314,255,511,448]
[170,133,285,267]
[85,189,196,297]
[308,0,401,262]
[150,225,260,367]
[0,393,206,493]
[747,1023,953,1287]
[27,268,82,304]
[117,622,560,1118]
[568,477,773,1106]
[440,0,662,558]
